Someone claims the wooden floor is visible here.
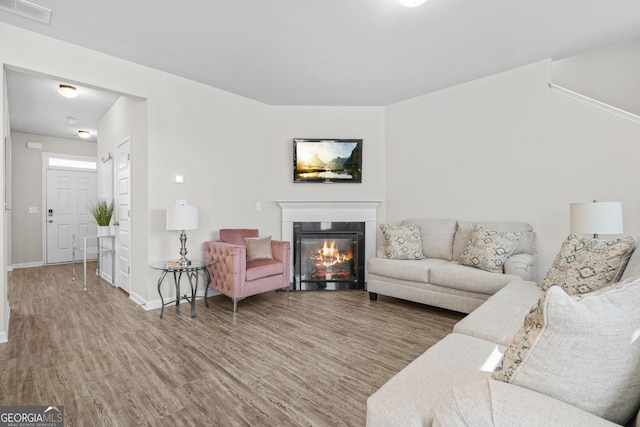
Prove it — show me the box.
[0,263,464,426]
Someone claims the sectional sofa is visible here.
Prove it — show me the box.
[367,232,640,426]
[367,219,538,313]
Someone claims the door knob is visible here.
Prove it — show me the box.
[113,221,119,226]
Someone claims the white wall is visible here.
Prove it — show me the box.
[385,60,640,277]
[97,95,148,301]
[0,22,386,315]
[10,132,97,266]
[553,37,640,116]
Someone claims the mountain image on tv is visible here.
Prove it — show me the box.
[296,147,359,178]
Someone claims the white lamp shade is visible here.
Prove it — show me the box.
[166,205,199,231]
[570,201,623,235]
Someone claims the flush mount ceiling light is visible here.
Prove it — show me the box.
[77,130,91,139]
[58,84,77,98]
[399,0,427,6]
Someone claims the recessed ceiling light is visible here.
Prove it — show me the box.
[58,84,77,98]
[399,0,427,6]
[77,130,91,139]
[66,116,77,124]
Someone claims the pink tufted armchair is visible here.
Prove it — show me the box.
[204,229,291,312]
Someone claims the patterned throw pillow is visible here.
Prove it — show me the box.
[380,223,425,260]
[540,234,637,295]
[492,275,640,424]
[458,224,522,273]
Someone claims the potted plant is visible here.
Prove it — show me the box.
[90,199,114,236]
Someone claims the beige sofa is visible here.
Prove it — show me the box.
[366,239,640,427]
[367,219,538,314]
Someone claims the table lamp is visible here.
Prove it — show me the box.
[166,205,199,266]
[570,200,623,238]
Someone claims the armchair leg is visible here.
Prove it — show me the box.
[233,299,238,313]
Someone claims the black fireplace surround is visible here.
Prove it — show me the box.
[293,221,365,290]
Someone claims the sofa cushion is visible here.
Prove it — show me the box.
[245,236,273,261]
[453,220,535,260]
[492,276,640,424]
[429,261,518,295]
[488,279,543,306]
[458,225,522,273]
[433,379,620,427]
[246,258,284,281]
[401,218,458,260]
[453,280,542,347]
[366,333,503,427]
[380,223,425,260]
[367,257,448,283]
[540,234,637,295]
[220,228,259,246]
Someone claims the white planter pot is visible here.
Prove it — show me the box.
[98,226,112,237]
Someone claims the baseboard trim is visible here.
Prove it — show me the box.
[0,304,10,344]
[129,291,147,309]
[12,262,44,270]
[145,290,209,312]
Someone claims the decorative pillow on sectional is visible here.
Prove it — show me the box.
[540,234,637,295]
[492,275,640,424]
[380,223,425,260]
[458,224,522,273]
[245,236,273,261]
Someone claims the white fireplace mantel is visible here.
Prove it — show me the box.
[277,200,382,279]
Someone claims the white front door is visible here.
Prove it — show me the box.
[46,169,98,264]
[115,138,131,293]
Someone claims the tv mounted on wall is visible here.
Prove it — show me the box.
[293,138,362,183]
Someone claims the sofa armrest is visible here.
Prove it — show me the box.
[433,379,619,427]
[504,253,537,282]
[203,241,246,298]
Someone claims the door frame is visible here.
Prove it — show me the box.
[41,152,98,265]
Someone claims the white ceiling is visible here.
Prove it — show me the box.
[3,0,640,139]
[6,69,119,143]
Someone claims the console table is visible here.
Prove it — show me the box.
[150,261,213,318]
[72,234,116,291]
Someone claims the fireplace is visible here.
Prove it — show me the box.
[293,222,365,290]
[277,199,382,289]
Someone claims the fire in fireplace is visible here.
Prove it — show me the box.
[309,238,354,280]
[293,222,365,290]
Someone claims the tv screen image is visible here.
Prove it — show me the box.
[293,138,362,183]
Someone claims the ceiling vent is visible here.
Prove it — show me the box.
[0,0,51,24]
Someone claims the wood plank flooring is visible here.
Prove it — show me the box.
[0,263,464,426]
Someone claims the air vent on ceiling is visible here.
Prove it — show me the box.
[0,0,51,24]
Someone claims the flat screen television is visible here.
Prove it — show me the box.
[293,138,362,183]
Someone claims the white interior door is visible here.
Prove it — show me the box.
[46,169,97,264]
[115,138,131,293]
